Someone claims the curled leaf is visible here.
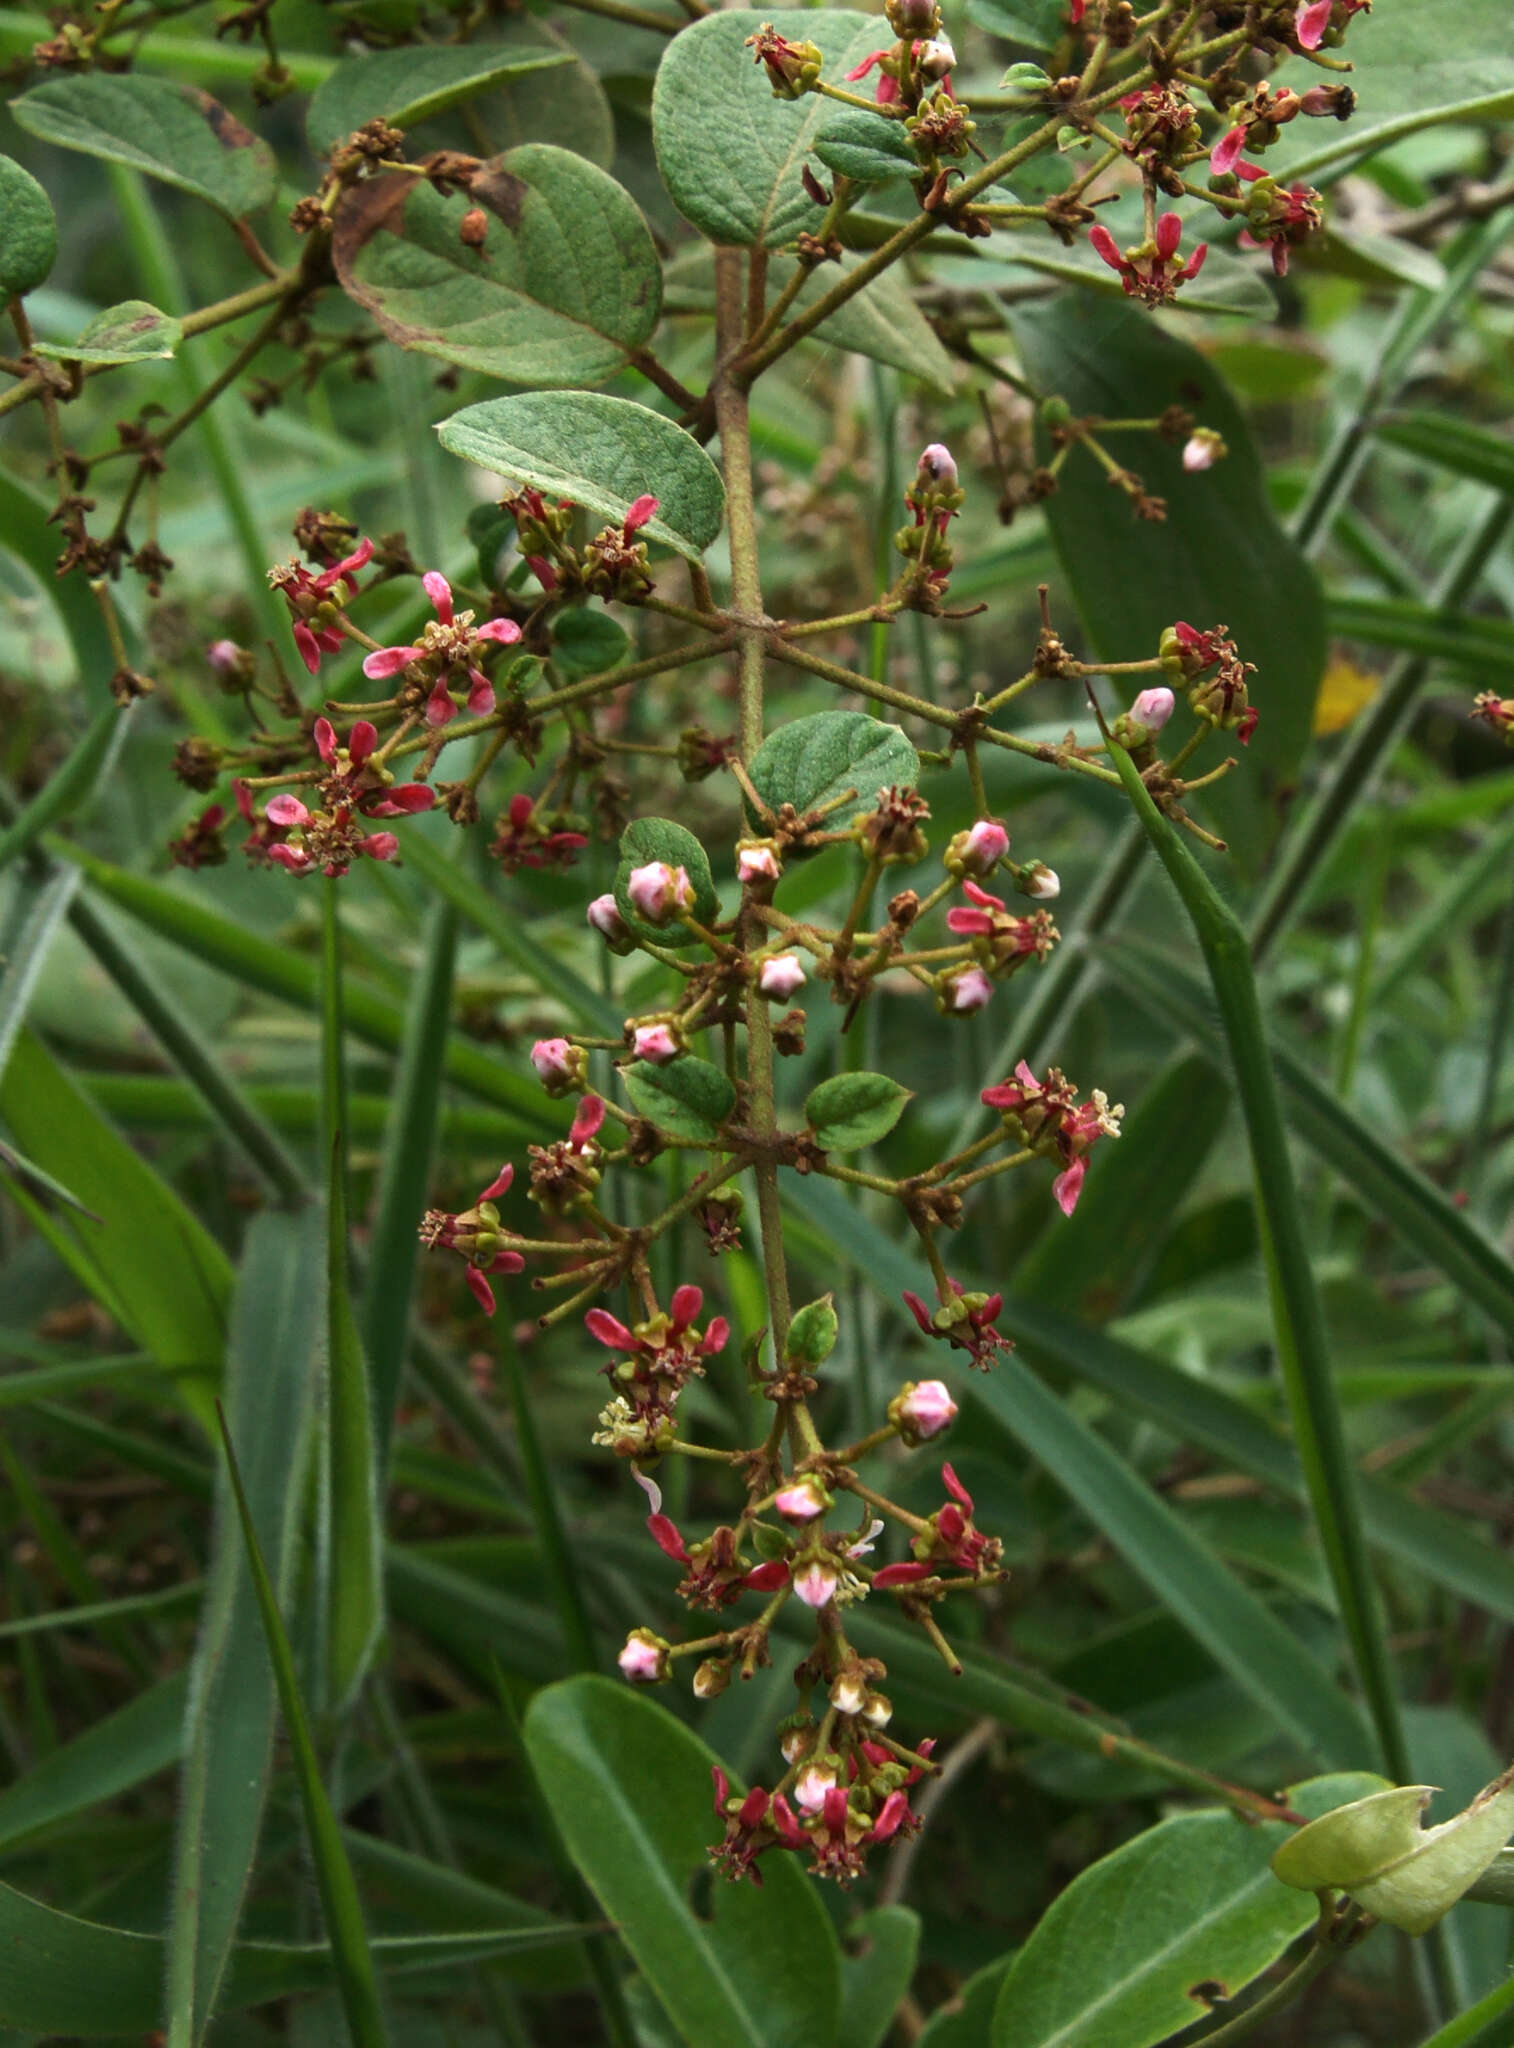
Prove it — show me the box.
[1272,1764,1514,1934]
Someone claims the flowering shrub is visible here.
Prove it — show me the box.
[3,0,1514,2041]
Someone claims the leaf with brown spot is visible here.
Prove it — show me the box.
[332,144,661,389]
[9,73,277,220]
[33,299,181,366]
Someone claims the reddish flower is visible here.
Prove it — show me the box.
[1088,213,1208,308]
[419,1164,526,1315]
[362,571,521,726]
[945,880,1059,974]
[312,716,435,817]
[261,791,400,878]
[981,1061,1122,1215]
[1238,179,1324,277]
[167,803,228,871]
[846,46,902,104]
[903,1283,1011,1370]
[490,792,589,873]
[268,536,374,675]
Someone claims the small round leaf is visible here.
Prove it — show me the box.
[748,711,918,830]
[623,1057,735,1143]
[805,1072,910,1152]
[0,154,57,298]
[612,817,719,947]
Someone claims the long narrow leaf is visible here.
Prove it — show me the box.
[0,867,80,1084]
[0,703,124,872]
[166,1210,321,2045]
[1103,941,1514,1349]
[0,1672,187,1851]
[326,1136,383,1709]
[365,896,457,1467]
[1109,738,1408,1781]
[216,1403,388,2047]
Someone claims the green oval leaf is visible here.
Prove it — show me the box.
[333,145,661,388]
[613,815,720,946]
[1009,292,1326,875]
[623,1055,736,1142]
[748,710,918,827]
[812,107,918,187]
[652,9,884,247]
[306,42,573,158]
[438,393,725,562]
[33,298,181,365]
[805,1071,910,1152]
[0,152,57,297]
[552,606,630,678]
[10,74,277,221]
[523,1674,843,2048]
[786,1294,839,1366]
[990,1773,1386,2048]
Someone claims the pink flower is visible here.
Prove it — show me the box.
[904,1284,1011,1371]
[311,715,435,818]
[1131,685,1175,731]
[759,953,806,1000]
[530,1038,586,1094]
[1295,0,1333,47]
[418,1163,525,1315]
[207,638,247,675]
[775,1478,828,1523]
[626,861,695,925]
[491,793,588,873]
[569,1094,606,1152]
[1088,213,1208,307]
[631,1022,681,1064]
[1182,429,1226,473]
[845,47,901,105]
[960,818,1009,872]
[945,880,1059,972]
[794,1765,837,1814]
[890,1379,958,1443]
[260,790,402,878]
[737,842,782,883]
[618,1629,669,1683]
[588,892,628,941]
[361,571,520,725]
[945,965,994,1014]
[981,1061,1122,1216]
[269,537,374,675]
[792,1561,839,1609]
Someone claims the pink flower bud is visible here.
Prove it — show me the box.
[1183,429,1226,473]
[917,443,957,489]
[759,953,807,1001]
[775,1478,828,1523]
[626,861,695,925]
[530,1038,585,1094]
[737,841,782,882]
[618,1629,669,1683]
[916,33,954,79]
[961,818,1010,873]
[830,1673,866,1715]
[947,966,995,1015]
[631,1022,681,1064]
[207,638,246,674]
[891,1379,958,1442]
[792,1561,840,1609]
[1131,686,1176,732]
[587,893,628,943]
[794,1765,836,1813]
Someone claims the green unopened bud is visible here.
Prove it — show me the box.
[787,1294,839,1367]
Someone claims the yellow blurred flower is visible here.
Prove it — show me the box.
[1313,655,1380,736]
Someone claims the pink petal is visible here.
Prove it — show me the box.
[422,570,453,624]
[670,1284,703,1327]
[1088,224,1124,274]
[349,720,377,766]
[1155,211,1183,260]
[1209,127,1246,178]
[465,1266,497,1316]
[478,1163,514,1201]
[466,670,495,716]
[946,908,993,936]
[292,623,322,675]
[362,645,424,679]
[623,493,659,534]
[872,1561,931,1588]
[845,48,884,78]
[361,831,400,862]
[700,1317,730,1357]
[1181,242,1209,282]
[372,783,435,815]
[822,1786,849,1834]
[474,616,521,644]
[425,679,457,727]
[870,1791,910,1842]
[586,1307,635,1350]
[647,1513,690,1563]
[1296,0,1332,48]
[1052,1157,1087,1216]
[313,716,337,764]
[569,1094,606,1149]
[267,842,313,874]
[743,1560,790,1591]
[265,794,310,827]
[941,1461,974,1513]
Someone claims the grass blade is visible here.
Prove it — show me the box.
[365,896,457,1467]
[1103,941,1514,1349]
[500,1333,598,1672]
[0,867,80,1085]
[0,703,123,872]
[0,1672,187,1851]
[1109,737,1409,1781]
[319,886,384,1709]
[166,1210,321,2045]
[216,1401,388,2047]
